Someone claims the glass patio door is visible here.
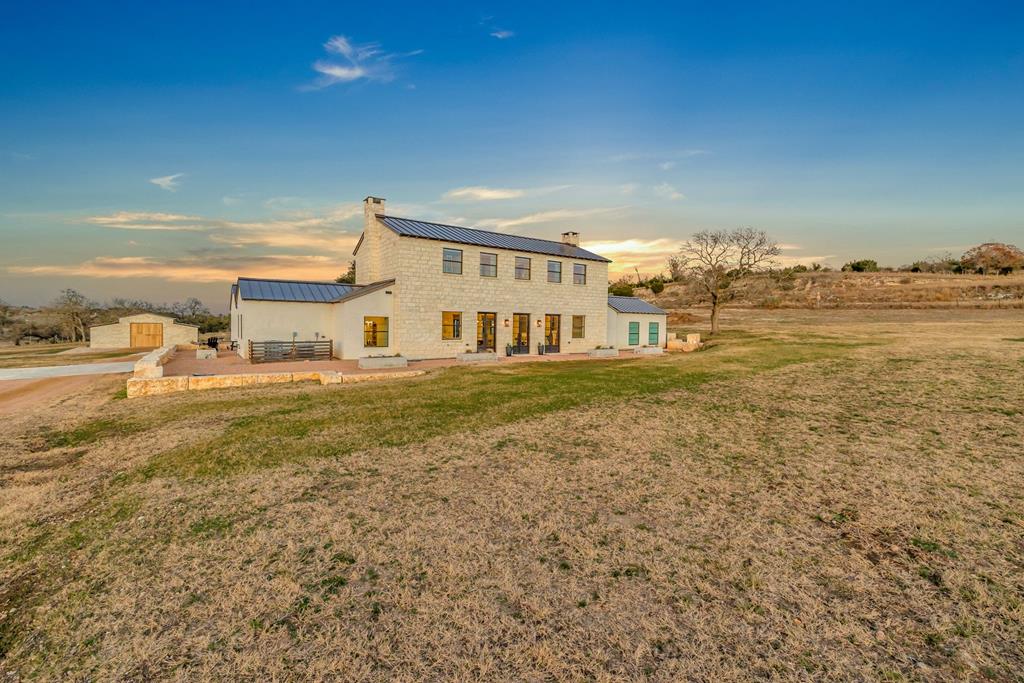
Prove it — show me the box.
[477,312,497,352]
[512,313,530,354]
[544,314,560,353]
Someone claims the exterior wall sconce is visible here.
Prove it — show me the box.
[536,319,542,327]
[503,318,510,327]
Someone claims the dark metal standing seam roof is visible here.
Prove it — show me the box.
[607,296,668,315]
[378,215,612,263]
[237,278,360,303]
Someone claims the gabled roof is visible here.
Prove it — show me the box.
[608,296,667,315]
[237,277,360,303]
[377,215,612,263]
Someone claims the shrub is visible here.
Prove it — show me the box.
[648,279,665,294]
[842,259,880,273]
[608,280,634,296]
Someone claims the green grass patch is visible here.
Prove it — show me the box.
[136,332,868,479]
[38,418,142,450]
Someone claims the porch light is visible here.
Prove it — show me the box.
[536,319,542,327]
[503,318,510,327]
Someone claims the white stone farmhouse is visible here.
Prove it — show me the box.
[229,197,666,360]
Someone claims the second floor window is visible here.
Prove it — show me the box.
[515,256,531,280]
[547,260,562,283]
[442,311,462,340]
[573,263,587,285]
[480,252,497,277]
[443,248,463,274]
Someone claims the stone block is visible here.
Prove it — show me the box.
[343,370,425,384]
[126,376,188,398]
[588,348,619,358]
[686,333,702,344]
[319,371,343,385]
[239,373,293,386]
[188,374,246,391]
[196,348,217,360]
[633,346,664,355]
[292,371,322,383]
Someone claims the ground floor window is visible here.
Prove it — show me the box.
[648,321,659,345]
[442,311,462,339]
[628,321,640,345]
[572,315,585,338]
[364,316,389,347]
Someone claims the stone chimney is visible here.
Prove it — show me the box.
[561,231,580,247]
[356,196,387,283]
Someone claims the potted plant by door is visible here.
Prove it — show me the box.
[537,341,545,355]
[505,343,513,357]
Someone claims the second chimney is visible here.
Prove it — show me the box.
[561,231,580,247]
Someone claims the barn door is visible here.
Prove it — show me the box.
[130,323,164,348]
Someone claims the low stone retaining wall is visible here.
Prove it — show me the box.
[632,346,664,355]
[126,369,425,398]
[133,346,176,379]
[588,348,619,358]
[357,356,408,369]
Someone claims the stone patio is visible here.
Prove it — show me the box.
[160,349,639,378]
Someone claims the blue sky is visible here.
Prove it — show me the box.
[1,1,1022,310]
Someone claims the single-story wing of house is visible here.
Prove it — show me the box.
[229,196,668,361]
[90,313,198,349]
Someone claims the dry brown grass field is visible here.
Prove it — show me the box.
[1,309,1022,682]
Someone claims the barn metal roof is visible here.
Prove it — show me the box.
[237,277,360,303]
[378,216,612,263]
[607,296,667,315]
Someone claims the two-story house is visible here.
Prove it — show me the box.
[229,196,666,360]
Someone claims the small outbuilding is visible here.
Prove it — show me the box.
[89,313,198,349]
[606,296,668,349]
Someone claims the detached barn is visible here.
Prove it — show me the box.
[89,313,198,349]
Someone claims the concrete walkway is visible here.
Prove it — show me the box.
[0,362,135,381]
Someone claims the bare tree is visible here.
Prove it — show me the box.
[50,288,95,342]
[674,228,780,335]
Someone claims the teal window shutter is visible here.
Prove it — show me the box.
[628,321,640,345]
[648,322,659,345]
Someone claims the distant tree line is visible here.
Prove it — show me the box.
[604,238,1022,335]
[0,290,228,345]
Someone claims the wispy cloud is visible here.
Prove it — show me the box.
[618,183,639,195]
[658,161,676,171]
[653,183,684,200]
[85,212,205,231]
[585,238,683,277]
[476,207,624,230]
[149,173,185,192]
[490,29,515,39]
[306,34,422,89]
[80,203,363,253]
[9,254,343,283]
[443,186,525,201]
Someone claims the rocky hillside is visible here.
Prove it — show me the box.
[646,271,1024,310]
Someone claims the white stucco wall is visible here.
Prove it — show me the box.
[333,285,397,359]
[89,313,198,349]
[233,299,335,358]
[607,309,668,349]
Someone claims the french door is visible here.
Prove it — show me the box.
[477,312,497,352]
[512,313,530,354]
[544,314,561,353]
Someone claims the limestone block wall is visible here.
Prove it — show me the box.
[390,236,610,359]
[89,313,198,348]
[607,310,668,349]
